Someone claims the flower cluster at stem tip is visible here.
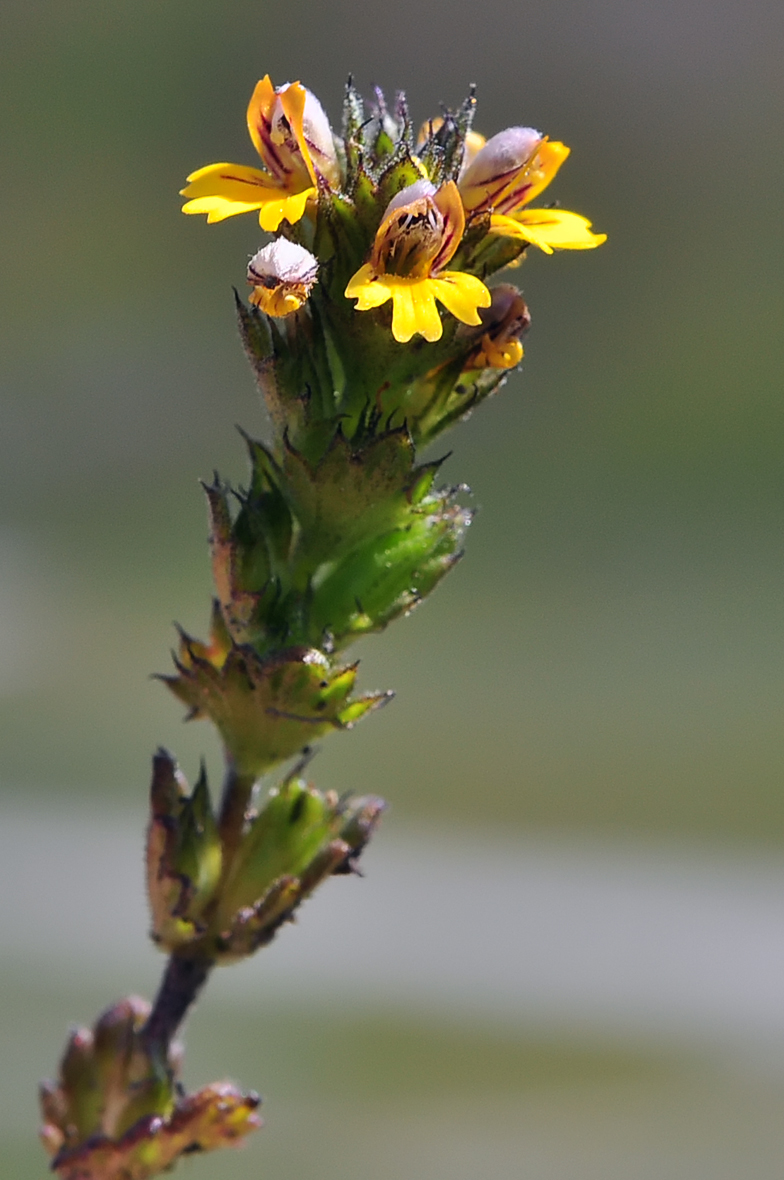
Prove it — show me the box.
[181,75,605,348]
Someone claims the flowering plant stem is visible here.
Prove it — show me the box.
[142,957,212,1067]
[39,74,604,1180]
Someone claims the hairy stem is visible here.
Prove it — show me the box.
[141,954,212,1064]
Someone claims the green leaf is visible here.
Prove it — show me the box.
[308,496,470,647]
[278,427,426,568]
[161,641,389,779]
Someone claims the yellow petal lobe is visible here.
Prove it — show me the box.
[429,272,492,326]
[257,186,316,232]
[475,336,524,369]
[181,160,314,229]
[182,196,266,224]
[246,75,278,160]
[278,82,317,187]
[249,287,308,317]
[522,141,570,206]
[181,162,287,223]
[490,209,607,253]
[395,281,443,342]
[344,265,393,310]
[345,269,492,343]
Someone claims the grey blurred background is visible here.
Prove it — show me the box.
[2,0,784,1175]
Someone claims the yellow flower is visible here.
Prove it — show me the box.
[459,127,606,254]
[247,239,318,317]
[181,76,340,232]
[345,180,491,343]
[464,284,531,370]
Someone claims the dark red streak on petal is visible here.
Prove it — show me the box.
[257,120,291,182]
[218,172,270,188]
[496,181,534,215]
[432,220,459,274]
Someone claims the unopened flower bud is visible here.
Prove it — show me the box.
[57,1028,101,1144]
[40,996,180,1167]
[92,996,174,1140]
[464,284,531,370]
[247,239,319,316]
[459,126,544,214]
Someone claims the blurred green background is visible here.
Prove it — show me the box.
[3,0,784,1175]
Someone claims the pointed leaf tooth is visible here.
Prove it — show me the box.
[342,74,366,188]
[146,751,213,949]
[336,796,387,872]
[181,640,224,680]
[337,690,394,726]
[202,478,241,617]
[178,762,222,917]
[394,90,411,141]
[233,435,294,577]
[318,662,358,703]
[173,622,205,665]
[202,472,232,531]
[342,74,366,141]
[456,84,478,137]
[435,87,477,180]
[208,596,232,658]
[235,291,283,417]
[39,1079,68,1132]
[239,429,282,494]
[189,760,214,828]
[158,672,201,713]
[150,749,187,818]
[235,287,273,365]
[408,460,443,504]
[59,1028,102,1142]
